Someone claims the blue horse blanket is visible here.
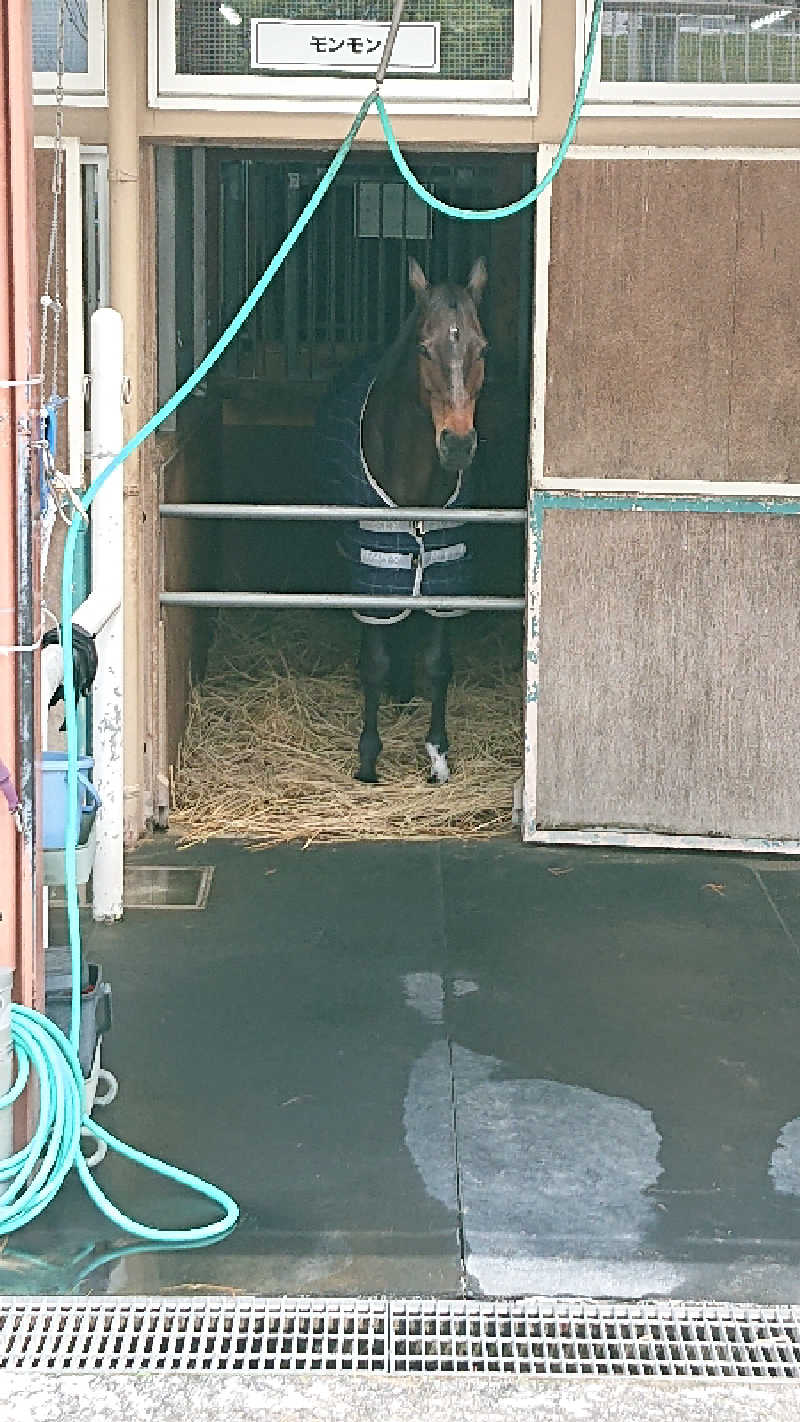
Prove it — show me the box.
[314,360,475,625]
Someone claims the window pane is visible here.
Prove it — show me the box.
[175,0,515,81]
[32,0,90,73]
[600,3,800,83]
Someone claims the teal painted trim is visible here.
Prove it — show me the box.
[526,491,543,701]
[538,494,800,517]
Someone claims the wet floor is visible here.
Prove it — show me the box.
[6,835,800,1301]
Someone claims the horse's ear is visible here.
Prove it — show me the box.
[467,257,488,306]
[409,257,429,302]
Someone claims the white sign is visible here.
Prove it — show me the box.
[250,19,440,74]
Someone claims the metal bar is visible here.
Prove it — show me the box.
[517,159,533,388]
[161,593,524,611]
[192,151,207,370]
[243,159,251,372]
[285,173,302,381]
[162,503,526,523]
[16,421,39,979]
[155,147,177,433]
[159,502,526,523]
[306,180,314,373]
[377,235,386,348]
[64,137,83,491]
[375,0,407,85]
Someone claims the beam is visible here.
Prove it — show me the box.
[160,593,524,610]
[159,503,527,523]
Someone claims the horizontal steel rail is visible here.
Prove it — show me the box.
[159,503,526,524]
[160,593,524,611]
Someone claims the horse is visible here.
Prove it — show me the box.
[317,256,488,785]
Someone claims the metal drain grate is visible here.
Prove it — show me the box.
[391,1300,800,1377]
[122,865,214,910]
[0,1299,387,1372]
[2,1298,800,1376]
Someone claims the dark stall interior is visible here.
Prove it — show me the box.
[157,145,534,796]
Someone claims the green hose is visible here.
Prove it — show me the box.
[2,5,602,1242]
[377,0,602,219]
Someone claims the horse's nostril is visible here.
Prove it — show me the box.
[441,430,476,453]
[439,430,477,468]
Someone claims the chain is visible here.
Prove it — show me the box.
[374,0,405,85]
[40,0,66,408]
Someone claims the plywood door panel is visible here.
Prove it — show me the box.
[537,509,800,839]
[545,160,739,482]
[728,163,800,484]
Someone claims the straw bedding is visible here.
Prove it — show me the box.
[171,610,523,845]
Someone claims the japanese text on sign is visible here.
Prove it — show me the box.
[250,20,441,74]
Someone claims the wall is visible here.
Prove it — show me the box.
[35,1,800,152]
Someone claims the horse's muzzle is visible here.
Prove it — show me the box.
[438,428,477,471]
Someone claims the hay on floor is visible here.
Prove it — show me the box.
[171,610,523,845]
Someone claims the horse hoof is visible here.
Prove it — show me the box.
[425,742,450,785]
[354,768,379,785]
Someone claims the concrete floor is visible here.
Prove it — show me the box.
[1,1373,798,1422]
[5,835,800,1302]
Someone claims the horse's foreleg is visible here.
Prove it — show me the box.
[389,614,415,705]
[355,624,390,783]
[423,618,453,785]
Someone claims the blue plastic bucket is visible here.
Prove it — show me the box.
[40,752,102,850]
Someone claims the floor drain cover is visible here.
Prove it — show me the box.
[122,865,214,910]
[2,1298,800,1375]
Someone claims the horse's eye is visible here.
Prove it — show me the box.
[417,343,433,360]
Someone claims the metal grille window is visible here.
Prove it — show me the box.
[598,2,800,84]
[175,0,514,80]
[32,0,106,96]
[156,0,534,106]
[211,157,531,384]
[33,0,88,72]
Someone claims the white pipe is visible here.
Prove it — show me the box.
[90,308,124,922]
[73,588,122,639]
[65,137,84,493]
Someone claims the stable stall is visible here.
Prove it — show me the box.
[151,145,533,844]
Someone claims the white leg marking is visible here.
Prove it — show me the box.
[426,741,450,784]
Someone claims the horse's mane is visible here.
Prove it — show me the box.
[373,304,419,387]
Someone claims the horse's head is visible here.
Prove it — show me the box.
[410,257,488,474]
